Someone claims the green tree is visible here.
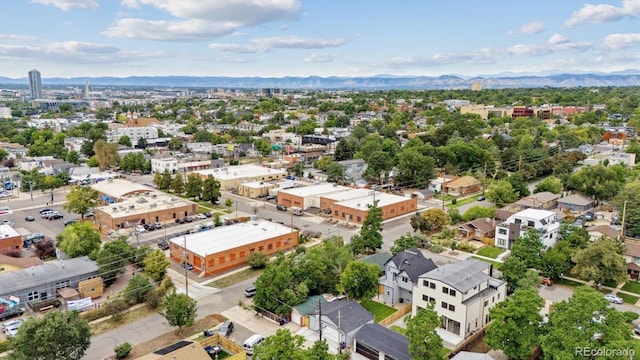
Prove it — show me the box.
[56,221,102,258]
[506,172,530,198]
[541,286,634,359]
[124,274,153,304]
[185,173,203,199]
[338,261,379,301]
[171,174,184,194]
[541,242,571,279]
[201,175,221,204]
[334,137,357,161]
[571,237,627,286]
[63,186,99,219]
[160,292,197,333]
[254,255,309,316]
[511,230,545,269]
[119,152,146,173]
[394,149,435,187]
[156,169,172,191]
[422,208,449,232]
[390,233,418,255]
[247,251,269,268]
[486,180,518,207]
[65,150,80,164]
[253,329,307,360]
[326,162,345,183]
[168,137,183,151]
[225,198,233,210]
[96,237,134,287]
[349,200,383,255]
[143,249,171,281]
[612,180,640,237]
[293,162,304,178]
[93,139,119,171]
[533,175,563,194]
[485,289,544,360]
[404,302,446,360]
[118,135,132,147]
[565,164,625,203]
[9,310,91,360]
[461,205,496,222]
[136,137,148,149]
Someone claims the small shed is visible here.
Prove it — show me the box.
[557,194,595,213]
[78,277,104,299]
[353,323,410,360]
[291,295,327,327]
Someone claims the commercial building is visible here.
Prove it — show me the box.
[0,225,23,254]
[278,183,350,209]
[91,179,197,231]
[195,165,286,191]
[412,259,506,340]
[115,126,158,141]
[237,181,278,199]
[168,218,298,276]
[0,256,100,304]
[494,209,560,249]
[151,157,225,174]
[329,192,418,225]
[28,69,42,99]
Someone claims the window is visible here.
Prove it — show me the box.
[423,280,430,287]
[250,248,255,253]
[258,246,264,252]
[450,290,456,297]
[422,295,429,302]
[484,300,488,307]
[268,244,273,250]
[498,228,507,235]
[497,238,506,247]
[430,282,436,289]
[527,221,535,227]
[219,256,225,264]
[276,241,281,248]
[230,253,236,261]
[28,291,39,301]
[449,304,455,311]
[441,302,448,309]
[442,286,449,294]
[356,216,361,222]
[240,251,246,258]
[341,212,346,219]
[402,276,408,283]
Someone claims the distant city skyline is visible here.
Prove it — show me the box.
[28,69,42,98]
[1,0,640,79]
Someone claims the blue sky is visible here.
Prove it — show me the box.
[2,0,640,78]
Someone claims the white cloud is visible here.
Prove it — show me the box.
[548,33,569,45]
[304,52,338,63]
[602,33,640,49]
[30,0,98,11]
[106,0,301,41]
[210,36,347,54]
[509,21,545,34]
[0,34,39,42]
[564,0,640,27]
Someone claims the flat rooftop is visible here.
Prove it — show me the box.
[334,191,411,209]
[278,183,349,198]
[195,164,285,180]
[96,193,194,217]
[91,178,154,199]
[0,225,20,238]
[169,219,296,257]
[512,208,556,220]
[240,181,277,189]
[321,188,373,202]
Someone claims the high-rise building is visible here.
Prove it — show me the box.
[28,69,42,99]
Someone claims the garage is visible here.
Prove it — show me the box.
[353,324,410,360]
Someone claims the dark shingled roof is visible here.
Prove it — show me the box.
[386,247,437,282]
[318,300,373,333]
[354,323,410,360]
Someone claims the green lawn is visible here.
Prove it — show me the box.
[206,268,264,288]
[618,292,639,304]
[361,300,397,323]
[475,246,505,259]
[389,325,407,336]
[602,279,619,288]
[557,278,585,288]
[471,255,503,270]
[621,281,640,294]
[446,196,480,209]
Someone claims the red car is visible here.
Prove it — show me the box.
[541,276,553,286]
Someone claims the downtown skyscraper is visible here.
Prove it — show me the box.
[28,69,42,99]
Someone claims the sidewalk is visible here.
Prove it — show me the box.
[559,275,640,307]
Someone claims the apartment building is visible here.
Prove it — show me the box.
[412,259,506,339]
[494,208,560,249]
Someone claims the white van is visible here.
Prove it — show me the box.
[291,207,303,216]
[243,334,265,355]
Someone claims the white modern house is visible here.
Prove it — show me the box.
[412,259,507,340]
[494,208,560,249]
[378,248,437,306]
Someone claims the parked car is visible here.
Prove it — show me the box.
[541,276,553,286]
[181,262,193,271]
[144,223,156,231]
[0,191,10,198]
[157,241,169,250]
[40,210,55,218]
[2,319,24,332]
[49,214,64,220]
[85,210,94,218]
[276,204,287,211]
[244,285,257,297]
[175,218,184,224]
[204,211,212,218]
[218,320,234,337]
[604,294,623,304]
[135,225,146,233]
[635,323,640,335]
[184,216,193,223]
[152,222,162,229]
[39,208,54,215]
[477,196,486,201]
[195,213,207,220]
[24,215,35,222]
[266,195,277,201]
[64,219,78,226]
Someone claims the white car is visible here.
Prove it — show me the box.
[134,225,146,233]
[0,191,10,198]
[40,210,55,218]
[2,319,23,331]
[604,294,623,304]
[195,214,207,220]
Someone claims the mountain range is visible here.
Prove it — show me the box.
[2,72,640,90]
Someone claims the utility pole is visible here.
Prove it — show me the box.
[29,181,33,203]
[621,200,628,240]
[337,309,342,354]
[318,298,322,342]
[183,235,189,297]
[483,163,487,197]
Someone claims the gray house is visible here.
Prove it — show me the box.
[353,323,410,360]
[0,256,99,304]
[310,300,374,350]
[379,247,437,305]
[557,193,595,213]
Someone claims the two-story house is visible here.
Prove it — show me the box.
[412,259,507,339]
[379,248,437,305]
[624,241,640,280]
[494,208,560,250]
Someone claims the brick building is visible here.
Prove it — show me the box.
[0,225,22,254]
[195,164,286,191]
[278,183,350,209]
[329,192,418,225]
[168,219,299,276]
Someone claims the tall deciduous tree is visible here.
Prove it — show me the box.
[404,302,446,360]
[123,274,153,304]
[253,329,307,360]
[171,173,185,194]
[394,149,435,187]
[9,310,91,360]
[533,175,563,194]
[485,288,544,360]
[93,139,119,171]
[64,186,99,219]
[349,200,383,255]
[612,180,640,237]
[143,248,171,281]
[160,292,197,333]
[56,221,102,258]
[421,208,448,232]
[571,237,627,286]
[96,237,134,287]
[338,261,379,301]
[486,180,518,207]
[118,135,132,147]
[185,173,203,199]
